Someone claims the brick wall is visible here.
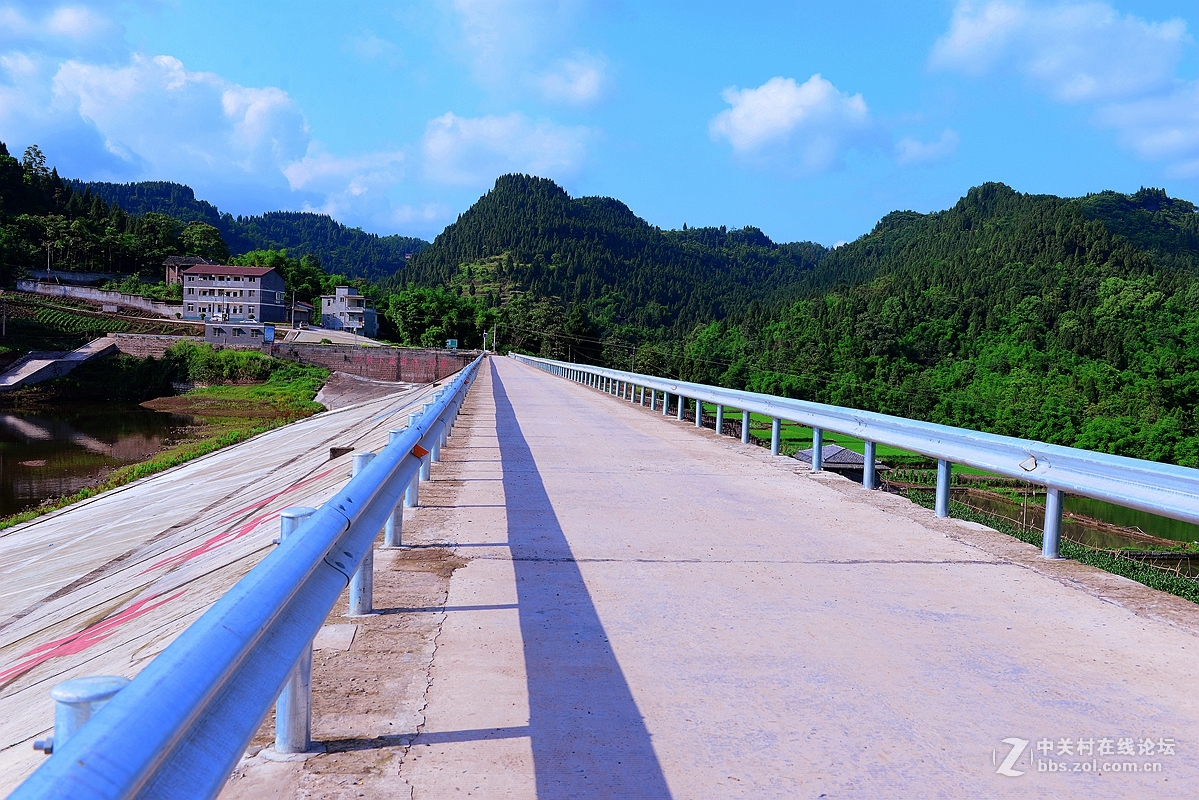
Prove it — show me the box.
[268,343,476,382]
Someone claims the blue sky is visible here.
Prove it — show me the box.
[3,1,1199,247]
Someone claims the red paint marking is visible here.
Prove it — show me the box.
[0,590,186,685]
[140,467,339,575]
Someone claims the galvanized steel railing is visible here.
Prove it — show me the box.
[511,353,1199,558]
[11,355,483,800]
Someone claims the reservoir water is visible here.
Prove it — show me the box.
[0,405,194,517]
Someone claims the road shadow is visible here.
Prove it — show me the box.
[491,360,673,798]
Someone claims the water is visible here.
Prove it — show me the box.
[0,405,194,517]
[952,490,1199,550]
[1064,495,1199,545]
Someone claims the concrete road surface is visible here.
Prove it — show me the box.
[225,356,1199,799]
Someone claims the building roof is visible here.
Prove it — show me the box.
[293,301,314,311]
[793,444,889,470]
[181,265,276,277]
[164,256,216,266]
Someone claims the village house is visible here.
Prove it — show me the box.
[320,286,378,337]
[181,265,287,323]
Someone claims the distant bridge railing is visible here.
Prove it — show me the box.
[510,353,1199,558]
[11,355,483,800]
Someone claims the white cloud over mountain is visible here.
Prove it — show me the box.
[422,112,592,186]
[932,1,1199,175]
[931,0,1187,102]
[709,75,874,174]
[0,1,599,236]
[449,0,610,105]
[895,129,961,166]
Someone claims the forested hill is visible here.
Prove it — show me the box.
[72,180,429,279]
[395,174,826,334]
[679,182,1199,466]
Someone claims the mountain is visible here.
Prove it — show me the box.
[396,174,826,335]
[679,182,1199,466]
[71,180,429,279]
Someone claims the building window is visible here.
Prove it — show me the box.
[187,304,194,311]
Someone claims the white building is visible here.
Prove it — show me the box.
[320,286,378,337]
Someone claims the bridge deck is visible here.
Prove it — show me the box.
[226,356,1199,798]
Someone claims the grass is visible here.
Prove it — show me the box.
[906,489,1199,605]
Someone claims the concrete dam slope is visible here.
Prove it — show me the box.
[0,379,439,792]
[221,356,1199,799]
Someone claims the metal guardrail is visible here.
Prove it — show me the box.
[511,353,1199,559]
[11,355,483,800]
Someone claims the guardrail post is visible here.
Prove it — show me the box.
[863,441,876,489]
[715,404,723,435]
[741,410,750,444]
[276,505,318,754]
[770,418,781,455]
[32,675,130,755]
[405,413,421,507]
[936,459,952,517]
[639,386,645,405]
[349,453,377,616]
[1042,487,1064,559]
[385,430,405,546]
[677,396,685,421]
[650,389,657,410]
[695,400,704,428]
[812,428,823,470]
[663,392,670,416]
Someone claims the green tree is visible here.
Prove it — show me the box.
[180,221,230,262]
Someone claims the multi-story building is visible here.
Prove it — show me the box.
[181,265,287,323]
[164,256,216,286]
[320,286,378,337]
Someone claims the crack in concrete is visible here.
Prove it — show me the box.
[462,555,1010,565]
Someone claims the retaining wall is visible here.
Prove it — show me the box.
[268,343,476,382]
[106,333,193,359]
[105,333,473,383]
[18,280,183,318]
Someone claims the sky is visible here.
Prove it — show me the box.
[3,1,1199,247]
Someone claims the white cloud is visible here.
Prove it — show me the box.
[931,1,1189,102]
[931,1,1199,175]
[709,75,873,174]
[422,111,592,186]
[1097,83,1199,177]
[285,147,407,221]
[45,5,118,39]
[449,0,610,105]
[538,51,607,104]
[895,129,960,166]
[52,54,310,186]
[344,32,403,68]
